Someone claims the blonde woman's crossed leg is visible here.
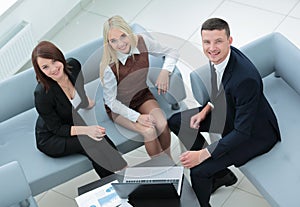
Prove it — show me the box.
[112,99,171,158]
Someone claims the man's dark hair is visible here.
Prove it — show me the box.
[201,18,230,38]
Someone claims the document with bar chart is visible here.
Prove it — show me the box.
[75,180,122,207]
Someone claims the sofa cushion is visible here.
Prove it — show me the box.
[0,108,92,196]
[240,73,300,207]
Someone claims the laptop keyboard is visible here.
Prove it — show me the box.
[125,179,180,192]
[125,179,179,184]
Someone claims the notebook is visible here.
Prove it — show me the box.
[111,166,184,199]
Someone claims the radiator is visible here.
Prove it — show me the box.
[0,21,36,81]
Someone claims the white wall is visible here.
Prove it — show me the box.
[0,0,91,80]
[0,0,83,43]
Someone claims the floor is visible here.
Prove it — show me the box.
[34,0,300,206]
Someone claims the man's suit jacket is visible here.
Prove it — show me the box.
[204,46,281,167]
[34,58,89,156]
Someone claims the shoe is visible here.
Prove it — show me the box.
[211,170,237,193]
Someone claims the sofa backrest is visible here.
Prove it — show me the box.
[0,24,154,123]
[0,69,36,122]
[240,33,276,78]
[241,32,300,96]
[273,33,300,95]
[190,32,300,106]
[0,24,185,122]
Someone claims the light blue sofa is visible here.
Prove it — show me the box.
[190,32,300,207]
[0,23,186,197]
[0,161,38,207]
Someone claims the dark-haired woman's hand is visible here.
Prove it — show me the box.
[85,125,106,141]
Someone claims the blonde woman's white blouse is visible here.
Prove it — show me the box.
[102,33,179,122]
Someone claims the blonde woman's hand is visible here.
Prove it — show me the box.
[137,114,156,127]
[155,69,170,95]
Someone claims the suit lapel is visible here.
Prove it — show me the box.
[221,68,232,92]
[220,50,235,93]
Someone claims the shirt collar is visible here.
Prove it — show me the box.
[213,50,231,73]
[117,47,140,65]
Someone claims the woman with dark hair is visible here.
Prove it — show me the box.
[32,41,127,178]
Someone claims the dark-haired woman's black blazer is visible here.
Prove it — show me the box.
[34,58,89,156]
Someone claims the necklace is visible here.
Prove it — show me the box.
[58,75,75,99]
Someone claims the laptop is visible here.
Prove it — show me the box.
[111,166,184,199]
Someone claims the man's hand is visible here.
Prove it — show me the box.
[190,104,212,129]
[190,111,205,129]
[180,149,211,168]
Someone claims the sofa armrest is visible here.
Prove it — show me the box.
[0,69,36,123]
[240,32,300,96]
[166,67,187,108]
[148,65,186,109]
[0,161,38,207]
[190,64,211,106]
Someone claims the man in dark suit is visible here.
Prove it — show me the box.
[168,18,281,207]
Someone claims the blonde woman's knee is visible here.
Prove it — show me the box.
[141,126,157,142]
[155,117,169,133]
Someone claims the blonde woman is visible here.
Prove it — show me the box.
[100,15,179,157]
